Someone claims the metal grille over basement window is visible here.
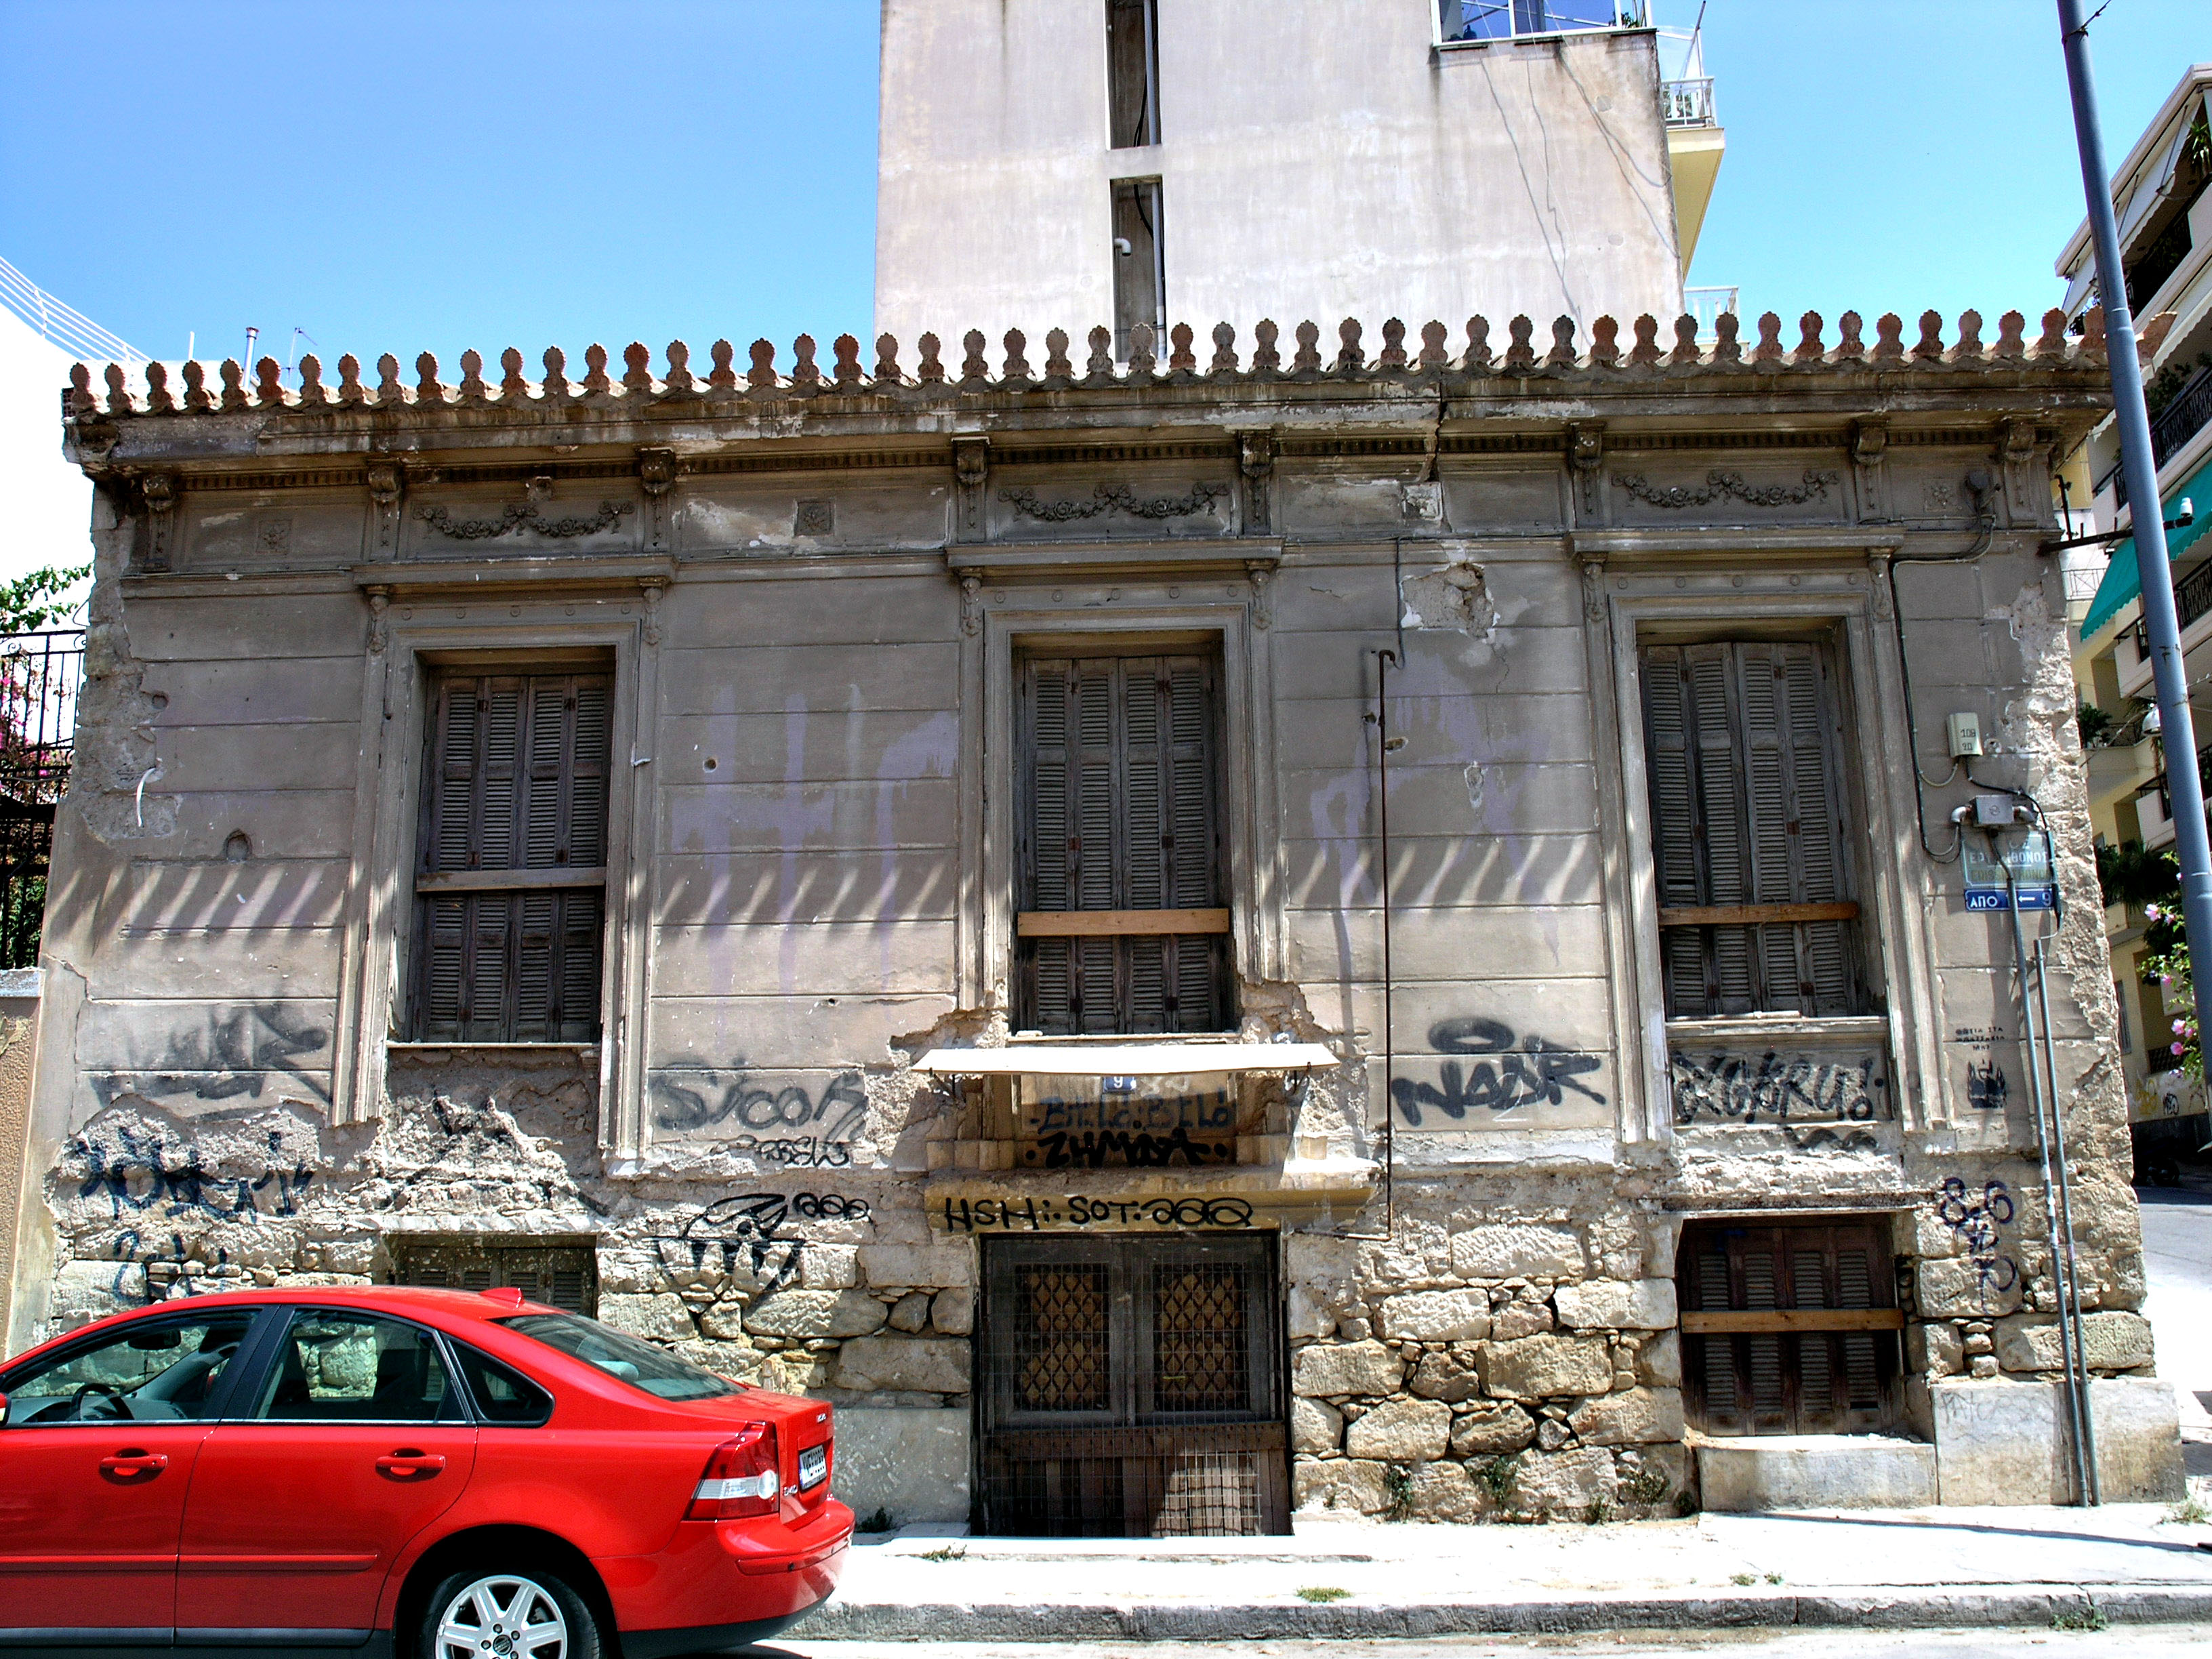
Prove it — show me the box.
[1017,653,1229,1035]
[1641,640,1865,1019]
[411,670,612,1042]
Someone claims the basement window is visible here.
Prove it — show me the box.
[390,1237,597,1316]
[1640,638,1869,1019]
[1111,179,1166,362]
[1106,0,1160,148]
[1679,1218,1902,1435]
[409,667,612,1043]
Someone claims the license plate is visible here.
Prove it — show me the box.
[798,1443,828,1491]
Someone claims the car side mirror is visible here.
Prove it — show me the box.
[0,1392,10,1426]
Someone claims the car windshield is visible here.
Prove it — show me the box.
[498,1313,740,1401]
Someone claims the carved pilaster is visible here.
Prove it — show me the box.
[365,584,392,655]
[1565,421,1605,518]
[958,570,983,637]
[638,446,679,550]
[138,472,177,572]
[1579,553,1607,623]
[2000,418,2041,523]
[1246,561,1274,631]
[952,436,990,542]
[1237,430,1277,535]
[1851,418,1889,522]
[639,576,668,647]
[365,460,403,558]
[1868,552,1895,620]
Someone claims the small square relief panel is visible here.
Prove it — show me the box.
[794,499,835,535]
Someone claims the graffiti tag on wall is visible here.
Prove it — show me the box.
[1933,1176,2018,1309]
[647,1191,871,1303]
[650,1069,868,1167]
[73,1126,316,1223]
[1670,1048,1881,1150]
[1390,1017,1607,1126]
[90,1005,331,1108]
[936,1193,1256,1233]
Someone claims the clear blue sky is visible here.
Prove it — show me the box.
[1,1,2205,371]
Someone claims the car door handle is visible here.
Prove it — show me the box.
[375,1451,447,1480]
[100,1450,169,1481]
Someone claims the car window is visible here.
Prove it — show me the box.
[250,1311,463,1423]
[447,1342,555,1426]
[3,1311,258,1426]
[499,1313,740,1401]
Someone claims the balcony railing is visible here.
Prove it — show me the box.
[1439,1,1647,44]
[1685,285,1738,341]
[0,629,83,970]
[2152,363,2212,471]
[1663,77,1716,127]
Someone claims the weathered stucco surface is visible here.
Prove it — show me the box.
[11,304,2171,1522]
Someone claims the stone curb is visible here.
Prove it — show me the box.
[795,1584,2212,1640]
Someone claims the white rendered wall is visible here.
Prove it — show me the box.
[876,0,1687,354]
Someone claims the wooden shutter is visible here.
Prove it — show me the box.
[411,671,611,1042]
[1641,640,1862,1018]
[392,1240,597,1314]
[1681,1220,1896,1436]
[1017,655,1226,1034]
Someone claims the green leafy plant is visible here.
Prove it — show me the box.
[1297,1586,1351,1603]
[1620,1466,1671,1506]
[1731,1572,1757,1586]
[0,563,88,634]
[1382,1462,1415,1521]
[2051,1602,2108,1632]
[1476,1453,1521,1505]
[918,1544,966,1563]
[1584,1497,1613,1525]
[2165,1494,2210,1525]
[1765,1572,1784,1585]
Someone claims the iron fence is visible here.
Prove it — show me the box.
[0,629,84,970]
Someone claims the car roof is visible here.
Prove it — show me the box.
[12,1284,565,1360]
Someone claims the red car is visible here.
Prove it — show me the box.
[0,1284,853,1658]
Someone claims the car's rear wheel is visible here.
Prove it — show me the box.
[419,1566,603,1659]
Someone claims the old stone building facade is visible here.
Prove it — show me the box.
[13,305,2184,1528]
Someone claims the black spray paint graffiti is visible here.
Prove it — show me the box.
[649,1191,872,1305]
[649,1069,869,1168]
[1670,1049,1881,1150]
[75,1127,315,1223]
[110,1231,223,1303]
[1933,1176,2018,1308]
[1032,1125,1240,1170]
[1965,1059,2009,1112]
[1389,1018,1607,1126]
[91,1005,331,1107]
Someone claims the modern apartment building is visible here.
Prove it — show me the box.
[2064,64,2212,1175]
[876,1,1726,359]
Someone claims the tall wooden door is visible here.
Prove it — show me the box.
[977,1233,1287,1536]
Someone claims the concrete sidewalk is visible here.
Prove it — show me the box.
[798,1499,2212,1639]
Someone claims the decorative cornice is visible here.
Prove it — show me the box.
[1614,468,1842,510]
[998,481,1228,523]
[63,307,2108,427]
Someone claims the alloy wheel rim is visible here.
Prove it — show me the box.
[434,1574,569,1659]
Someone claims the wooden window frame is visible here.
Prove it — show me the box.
[963,604,1281,1028]
[1639,636,1868,1020]
[1014,649,1232,1036]
[406,668,613,1044]
[1593,573,1946,1141]
[334,606,660,1155]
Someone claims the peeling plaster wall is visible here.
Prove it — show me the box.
[12,355,2176,1520]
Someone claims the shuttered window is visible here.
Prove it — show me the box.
[1017,653,1229,1034]
[1641,640,1864,1019]
[409,670,611,1042]
[389,1237,596,1315]
[1680,1219,1897,1435]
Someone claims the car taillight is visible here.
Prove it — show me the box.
[687,1425,780,1519]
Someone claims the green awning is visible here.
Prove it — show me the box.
[2081,453,2212,640]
